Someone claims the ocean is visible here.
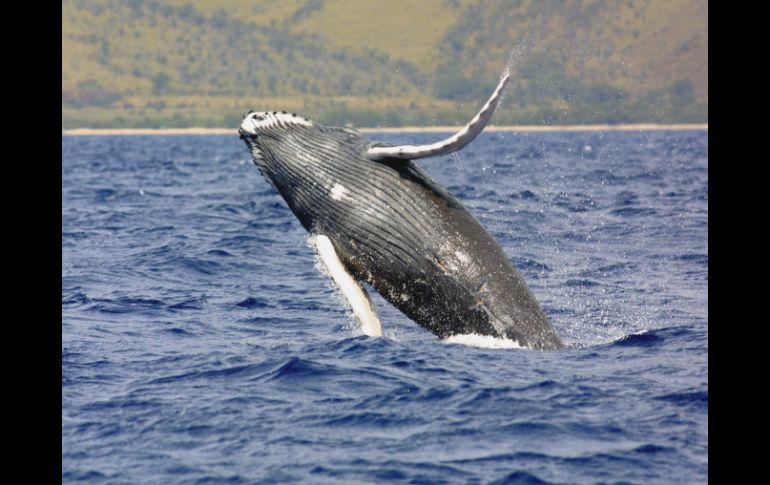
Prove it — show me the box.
[62,129,708,483]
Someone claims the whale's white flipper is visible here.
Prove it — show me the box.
[313,235,382,337]
[365,72,510,161]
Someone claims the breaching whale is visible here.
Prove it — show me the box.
[238,72,564,350]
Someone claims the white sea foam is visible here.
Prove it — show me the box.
[443,333,525,349]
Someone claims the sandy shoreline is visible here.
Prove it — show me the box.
[62,124,707,136]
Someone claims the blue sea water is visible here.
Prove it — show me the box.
[62,130,708,484]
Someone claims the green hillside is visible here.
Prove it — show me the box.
[62,0,708,128]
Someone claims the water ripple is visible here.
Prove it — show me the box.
[62,131,708,483]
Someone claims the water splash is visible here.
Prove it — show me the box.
[505,38,533,78]
[443,333,524,349]
[499,38,534,106]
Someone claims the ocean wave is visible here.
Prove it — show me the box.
[62,131,708,483]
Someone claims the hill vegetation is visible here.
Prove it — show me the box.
[62,0,707,128]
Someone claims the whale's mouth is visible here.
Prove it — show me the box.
[238,117,266,166]
[239,111,259,139]
[238,126,254,140]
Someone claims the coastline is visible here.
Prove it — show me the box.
[62,123,708,136]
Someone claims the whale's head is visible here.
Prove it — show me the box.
[239,110,323,167]
[238,110,371,229]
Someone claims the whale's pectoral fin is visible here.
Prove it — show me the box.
[365,72,510,161]
[312,235,382,337]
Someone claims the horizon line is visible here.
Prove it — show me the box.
[62,123,708,136]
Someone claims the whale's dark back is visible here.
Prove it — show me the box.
[247,125,563,350]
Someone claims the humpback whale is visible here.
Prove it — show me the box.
[238,72,564,350]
